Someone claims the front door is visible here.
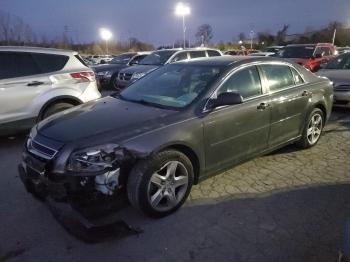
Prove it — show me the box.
[203,65,271,173]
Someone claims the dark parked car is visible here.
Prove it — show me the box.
[116,48,222,89]
[19,56,333,220]
[93,52,150,89]
[278,43,336,72]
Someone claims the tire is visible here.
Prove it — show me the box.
[110,74,121,92]
[40,102,75,121]
[296,108,324,149]
[127,150,194,218]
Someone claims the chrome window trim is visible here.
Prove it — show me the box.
[203,60,309,112]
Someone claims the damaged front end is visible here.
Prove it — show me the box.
[19,137,134,220]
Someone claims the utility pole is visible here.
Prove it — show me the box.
[332,28,337,45]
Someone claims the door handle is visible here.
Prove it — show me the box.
[301,90,312,97]
[27,81,44,86]
[257,102,270,110]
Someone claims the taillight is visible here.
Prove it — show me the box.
[70,71,96,82]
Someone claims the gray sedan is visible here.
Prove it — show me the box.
[318,53,350,108]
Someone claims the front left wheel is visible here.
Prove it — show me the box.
[127,150,194,218]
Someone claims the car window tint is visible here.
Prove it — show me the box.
[218,66,262,99]
[290,67,304,85]
[31,53,69,73]
[129,55,147,65]
[207,50,221,57]
[172,52,188,62]
[0,52,41,80]
[189,51,206,59]
[261,64,295,91]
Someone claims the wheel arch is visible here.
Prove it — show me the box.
[38,95,82,121]
[161,144,201,185]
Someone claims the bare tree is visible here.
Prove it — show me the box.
[195,24,213,46]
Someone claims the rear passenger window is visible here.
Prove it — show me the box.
[291,67,304,85]
[189,51,206,59]
[261,64,295,91]
[172,52,188,62]
[218,66,262,99]
[31,53,69,73]
[207,50,221,57]
[0,52,41,80]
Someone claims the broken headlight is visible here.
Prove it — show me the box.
[67,144,120,173]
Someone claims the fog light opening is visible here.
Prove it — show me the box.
[94,168,120,195]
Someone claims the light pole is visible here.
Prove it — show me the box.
[175,2,191,48]
[99,28,113,55]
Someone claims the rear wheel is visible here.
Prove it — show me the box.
[296,108,324,149]
[127,150,194,218]
[40,102,76,121]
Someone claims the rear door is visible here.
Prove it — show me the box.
[259,63,309,148]
[0,51,52,124]
[203,65,271,172]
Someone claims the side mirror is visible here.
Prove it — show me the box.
[208,92,243,109]
[313,53,323,59]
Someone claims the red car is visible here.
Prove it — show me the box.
[279,43,336,72]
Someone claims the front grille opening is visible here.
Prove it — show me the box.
[28,139,58,160]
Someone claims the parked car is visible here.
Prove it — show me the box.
[91,55,113,64]
[224,49,247,56]
[0,46,101,135]
[263,46,284,54]
[278,43,336,72]
[19,56,333,220]
[318,53,350,107]
[93,52,151,90]
[116,48,222,89]
[248,52,275,57]
[336,47,350,55]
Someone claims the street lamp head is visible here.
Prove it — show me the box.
[175,2,191,16]
[100,28,112,41]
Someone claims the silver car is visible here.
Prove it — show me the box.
[318,53,350,108]
[0,46,101,135]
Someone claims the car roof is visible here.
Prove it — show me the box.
[287,43,333,47]
[155,48,220,53]
[0,46,77,55]
[174,55,284,66]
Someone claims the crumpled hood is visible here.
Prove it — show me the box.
[119,64,159,75]
[317,69,350,86]
[37,96,176,143]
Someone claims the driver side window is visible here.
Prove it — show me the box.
[217,66,262,99]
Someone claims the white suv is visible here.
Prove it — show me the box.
[0,46,101,135]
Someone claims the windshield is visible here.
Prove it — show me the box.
[325,54,350,69]
[110,53,135,64]
[279,46,315,59]
[118,64,224,109]
[139,50,177,66]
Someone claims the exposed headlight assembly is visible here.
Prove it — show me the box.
[67,144,120,173]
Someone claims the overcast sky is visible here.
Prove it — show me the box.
[2,0,350,46]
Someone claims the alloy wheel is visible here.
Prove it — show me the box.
[147,161,189,212]
[306,113,323,145]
